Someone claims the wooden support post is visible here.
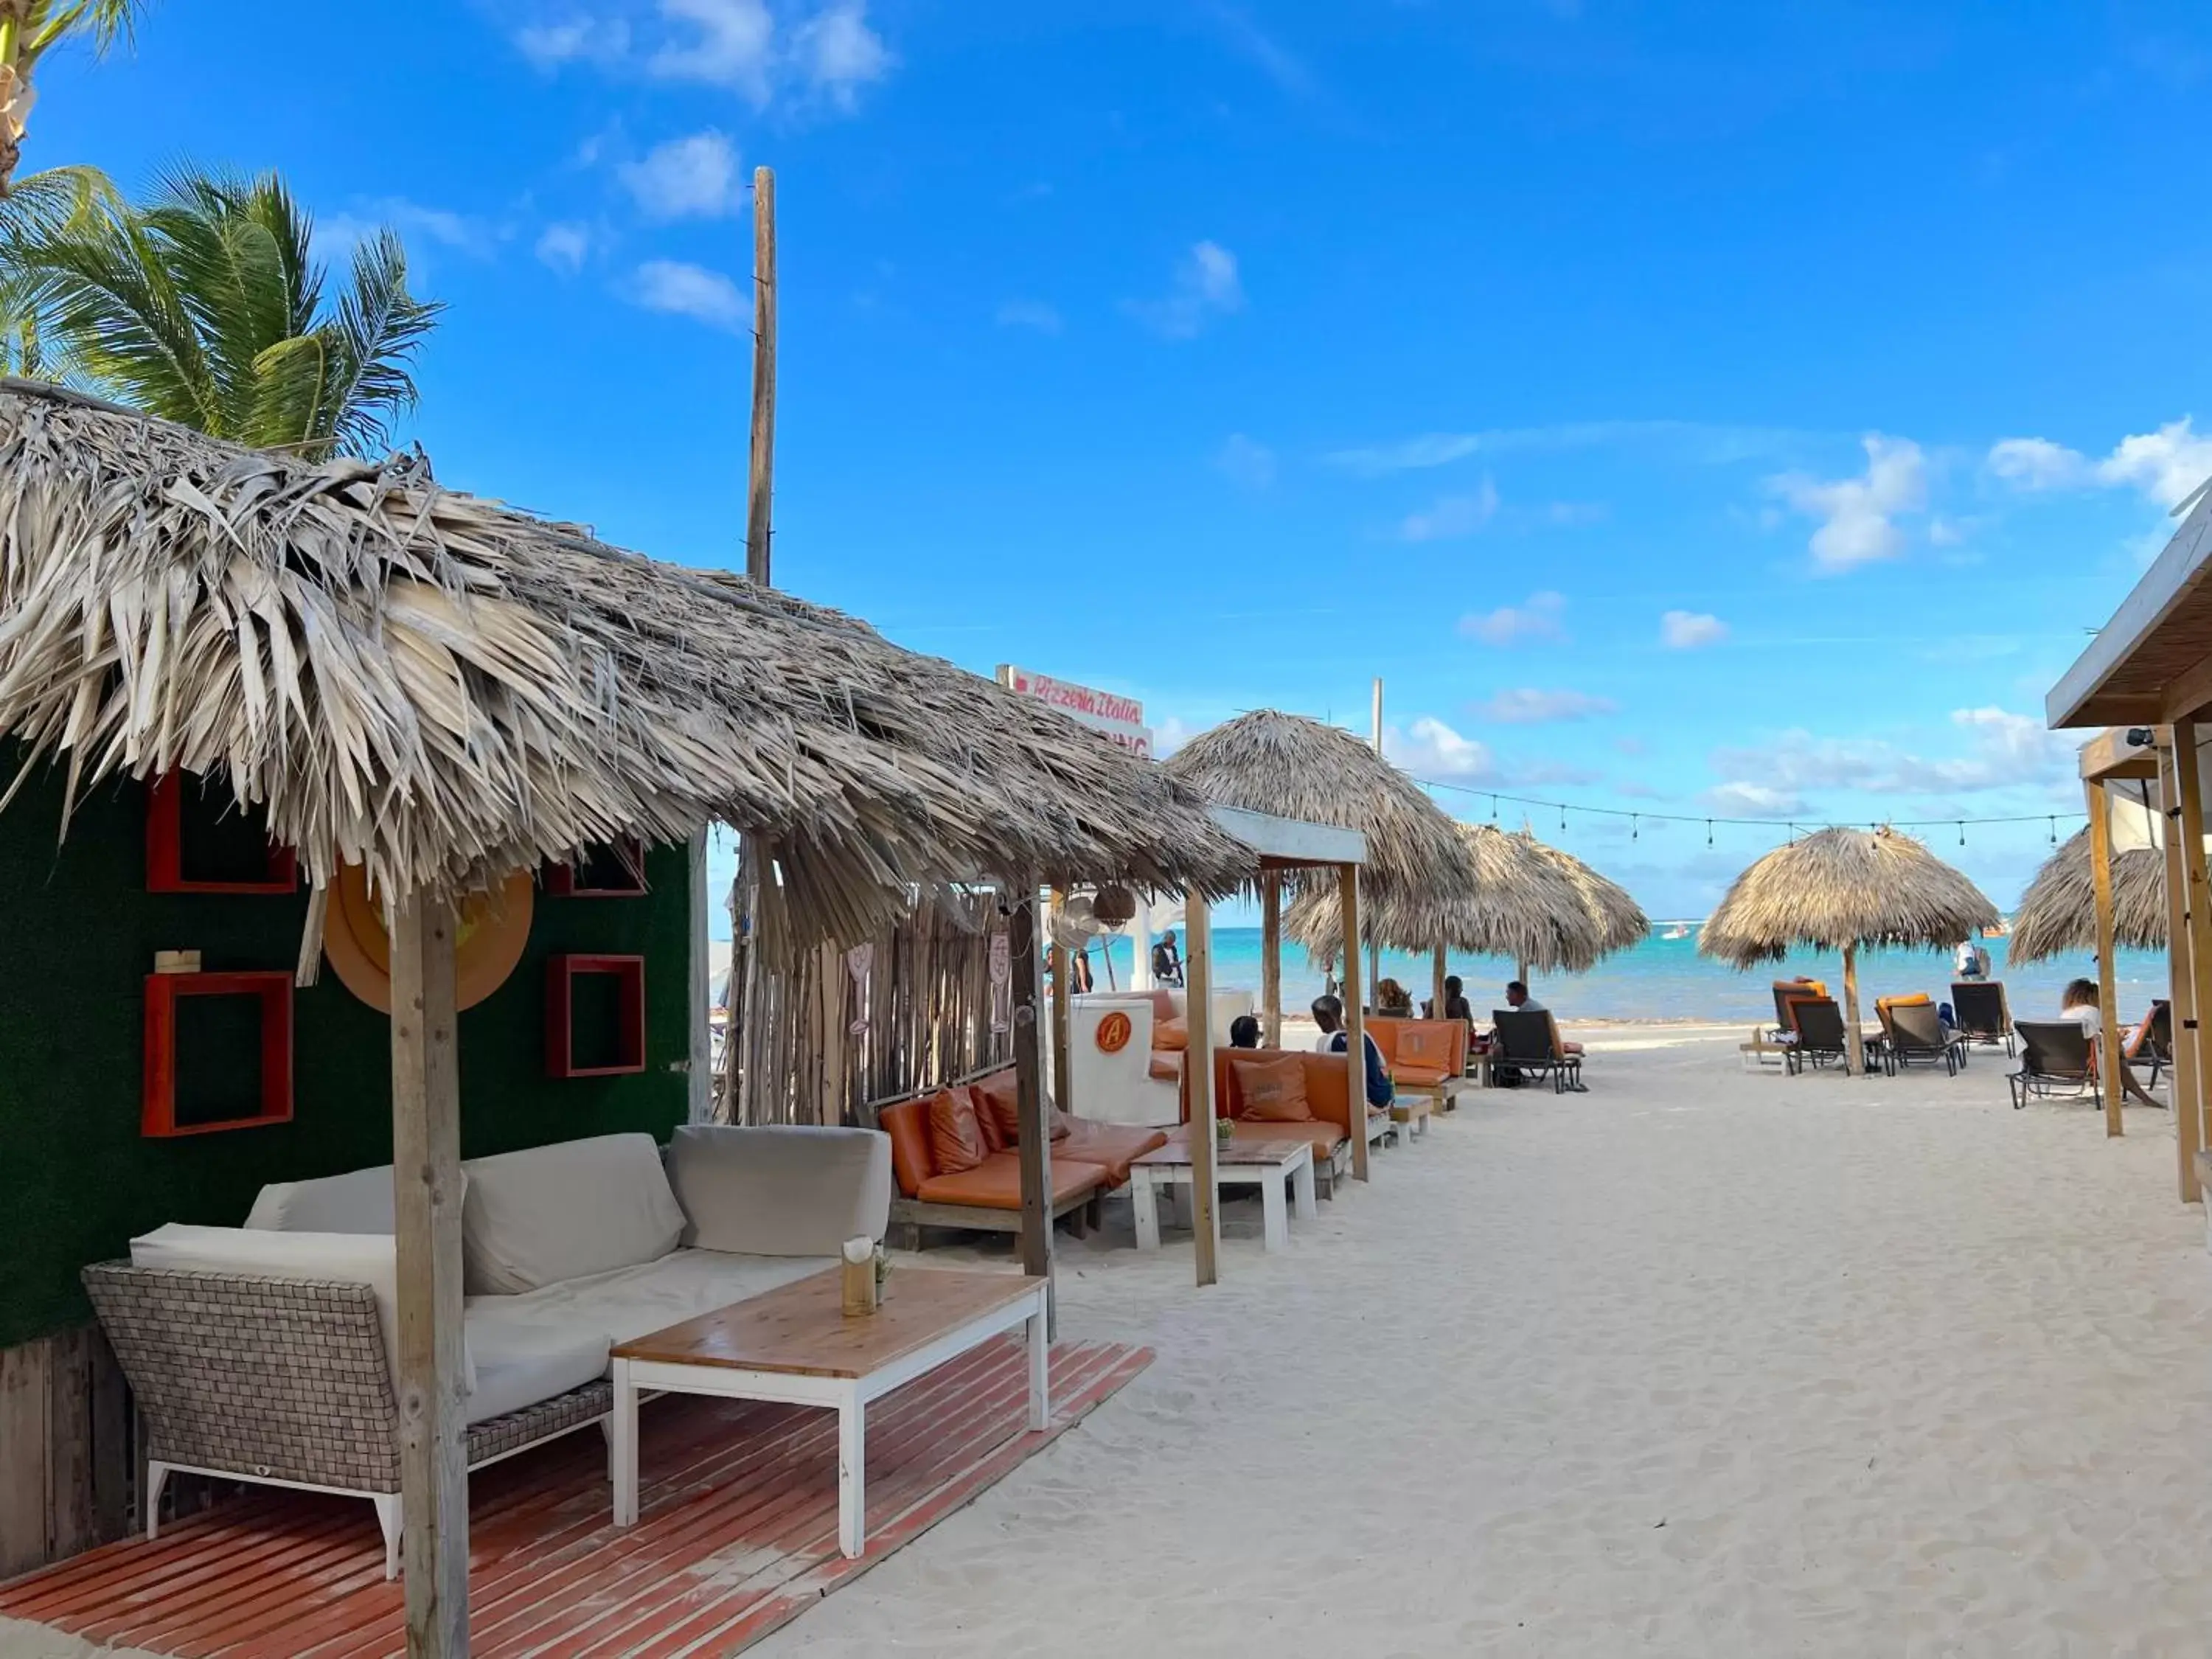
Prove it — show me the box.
[1009,883,1055,1336]
[1840,942,1865,1077]
[1259,869,1282,1048]
[2171,722,2212,1201]
[1340,864,1371,1181]
[2161,736,2202,1199]
[687,830,713,1125]
[389,893,467,1658]
[2085,779,2124,1137]
[1432,942,1447,1021]
[745,166,776,585]
[1048,888,1071,1114]
[1185,888,1220,1286]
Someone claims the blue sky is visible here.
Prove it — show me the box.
[41,1,2212,920]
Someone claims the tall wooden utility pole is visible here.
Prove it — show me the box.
[745,166,777,582]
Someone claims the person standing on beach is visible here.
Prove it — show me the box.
[1152,929,1184,987]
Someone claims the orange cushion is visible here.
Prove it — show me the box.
[1055,1118,1170,1187]
[1397,1025,1456,1068]
[1149,1051,1183,1083]
[917,1152,1099,1209]
[1394,1063,1451,1088]
[1231,1054,1314,1121]
[970,1068,1071,1144]
[880,1098,935,1197]
[928,1088,988,1176]
[1228,1117,1346,1164]
[1153,1017,1189,1053]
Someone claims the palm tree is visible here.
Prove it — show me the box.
[11,167,443,456]
[0,2,153,193]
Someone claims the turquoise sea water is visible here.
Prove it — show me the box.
[1076,928,2168,1025]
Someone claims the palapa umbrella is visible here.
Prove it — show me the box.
[1700,826,2000,1074]
[2007,826,2167,964]
[1166,710,1478,1033]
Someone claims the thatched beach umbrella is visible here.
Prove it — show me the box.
[1166,709,1478,1035]
[1700,826,2000,1074]
[2008,827,2168,964]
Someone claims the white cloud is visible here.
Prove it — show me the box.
[1458,590,1567,647]
[1384,716,1495,782]
[1704,782,1805,816]
[1326,420,1810,479]
[1772,434,1927,571]
[1659,610,1728,650]
[1212,7,1315,95]
[1216,433,1276,490]
[793,0,891,107]
[517,16,625,67]
[1710,706,2072,799]
[1127,240,1242,339]
[1986,419,2212,509]
[1325,433,1482,476]
[1470,688,1617,724]
[632,260,748,331]
[651,0,775,101]
[1400,476,1500,542]
[1152,715,1200,758]
[994,299,1062,333]
[310,198,495,271]
[619,131,744,219]
[535,221,591,274]
[1545,501,1608,526]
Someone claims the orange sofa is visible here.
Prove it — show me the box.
[878,1067,1169,1248]
[1183,1048,1365,1192]
[1365,1018,1470,1093]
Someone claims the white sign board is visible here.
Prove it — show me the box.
[996,665,1154,758]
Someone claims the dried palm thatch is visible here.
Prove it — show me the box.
[0,380,1248,952]
[1285,821,1614,974]
[2007,827,2167,964]
[1164,709,1477,908]
[1699,827,2000,967]
[1515,831,1651,957]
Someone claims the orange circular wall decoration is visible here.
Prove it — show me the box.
[321,863,535,1014]
[1094,1010,1133,1054]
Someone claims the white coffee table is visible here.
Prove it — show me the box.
[609,1267,1048,1558]
[1128,1132,1318,1252]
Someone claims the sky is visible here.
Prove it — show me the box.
[39,0,2212,922]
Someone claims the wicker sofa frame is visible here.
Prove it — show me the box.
[83,1262,612,1579]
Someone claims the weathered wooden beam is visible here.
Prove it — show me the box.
[1340,865,1371,1181]
[1047,888,1071,1115]
[389,894,469,1657]
[1009,883,1055,1337]
[2086,779,2124,1136]
[1259,871,1281,1048]
[687,831,714,1125]
[1185,888,1220,1286]
[2160,737,2202,1200]
[2171,724,2212,1203]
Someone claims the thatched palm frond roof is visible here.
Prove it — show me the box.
[2006,827,2167,964]
[1514,831,1650,956]
[0,380,1248,947]
[1698,826,1999,967]
[1164,709,1476,906]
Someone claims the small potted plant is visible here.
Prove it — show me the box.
[874,1241,892,1302]
[1214,1116,1235,1148]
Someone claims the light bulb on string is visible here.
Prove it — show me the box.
[1705,819,1714,846]
[1490,794,1498,822]
[1958,821,1966,847]
[1559,804,1566,833]
[2048,815,2057,845]
[1631,813,1640,841]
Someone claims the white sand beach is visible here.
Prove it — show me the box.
[10,1029,2212,1659]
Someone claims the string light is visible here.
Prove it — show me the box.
[1958,821,1966,847]
[1409,775,2091,837]
[1631,813,1640,841]
[1705,819,1714,846]
[1490,793,1498,822]
[2048,815,2057,845]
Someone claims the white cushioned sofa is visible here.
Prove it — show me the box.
[86,1124,891,1578]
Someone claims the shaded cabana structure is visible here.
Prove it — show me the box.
[1700,827,2000,1077]
[2009,823,2168,967]
[0,381,1251,1641]
[1164,710,1478,1046]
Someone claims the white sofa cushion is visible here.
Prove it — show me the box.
[465,1248,830,1350]
[461,1134,686,1295]
[244,1163,454,1234]
[461,1321,610,1426]
[666,1125,891,1256]
[128,1223,478,1398]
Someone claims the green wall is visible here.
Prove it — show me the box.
[0,754,694,1350]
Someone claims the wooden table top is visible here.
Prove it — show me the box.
[1138,1132,1312,1169]
[611,1268,1040,1379]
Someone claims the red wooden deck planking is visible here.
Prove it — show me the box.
[0,1337,1149,1658]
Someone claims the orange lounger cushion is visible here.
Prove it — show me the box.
[1232,1116,1346,1165]
[1391,1063,1453,1088]
[1054,1119,1169,1188]
[916,1152,1099,1210]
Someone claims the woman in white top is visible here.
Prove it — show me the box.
[2059,978,2101,1037]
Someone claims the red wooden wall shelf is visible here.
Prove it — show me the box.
[142,972,295,1137]
[146,773,298,894]
[543,838,648,897]
[545,954,647,1078]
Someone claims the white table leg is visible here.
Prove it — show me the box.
[611,1358,639,1527]
[1292,1150,1317,1221]
[1259,1172,1288,1251]
[1131,1168,1161,1250]
[1027,1301,1050,1430]
[838,1388,866,1558]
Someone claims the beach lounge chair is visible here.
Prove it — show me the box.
[1489,1009,1584,1093]
[1770,979,1827,1042]
[2009,1020,2097,1110]
[1950,981,2014,1057]
[1784,998,1891,1076]
[2126,1000,2172,1089]
[1882,999,1967,1076]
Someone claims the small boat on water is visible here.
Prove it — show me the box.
[1661,922,1693,941]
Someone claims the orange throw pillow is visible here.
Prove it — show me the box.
[1232,1054,1314,1122]
[1399,1026,1450,1066]
[927,1089,989,1175]
[970,1071,1070,1144]
[1152,1016,1190,1053]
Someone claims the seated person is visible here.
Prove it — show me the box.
[1310,994,1394,1109]
[1443,973,1474,1025]
[2124,1000,2170,1062]
[1228,1013,1262,1049]
[1374,976,1413,1017]
[2059,978,2102,1038]
[1503,979,1584,1056]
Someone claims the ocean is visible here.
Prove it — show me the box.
[1075,928,2168,1025]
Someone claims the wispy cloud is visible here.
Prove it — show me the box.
[311,198,498,271]
[535,220,591,274]
[1710,707,2073,800]
[1210,4,1315,96]
[1770,434,1927,572]
[1126,240,1242,339]
[1470,688,1617,723]
[1703,781,1804,816]
[517,15,626,68]
[631,260,748,331]
[636,0,890,110]
[1400,477,1500,542]
[1987,418,2212,509]
[1384,716,1495,781]
[1326,420,1815,479]
[994,298,1062,334]
[651,0,775,100]
[793,1,894,108]
[1216,433,1276,490]
[1659,610,1728,649]
[1459,590,1567,647]
[619,130,744,219]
